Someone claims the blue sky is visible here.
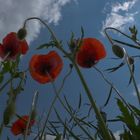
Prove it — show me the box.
[0,0,140,139]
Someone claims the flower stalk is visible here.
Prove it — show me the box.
[24,17,112,140]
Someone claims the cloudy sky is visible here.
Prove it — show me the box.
[0,0,140,139]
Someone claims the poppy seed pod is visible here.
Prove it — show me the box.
[112,45,124,58]
[17,28,27,40]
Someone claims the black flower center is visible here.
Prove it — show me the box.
[38,63,52,75]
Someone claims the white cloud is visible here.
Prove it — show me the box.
[132,84,140,97]
[101,0,138,33]
[112,1,137,12]
[113,130,121,140]
[32,134,74,140]
[45,134,56,140]
[0,0,74,43]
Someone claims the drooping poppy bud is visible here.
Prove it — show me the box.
[17,28,27,40]
[128,56,134,65]
[76,38,106,68]
[112,44,124,58]
[29,51,63,84]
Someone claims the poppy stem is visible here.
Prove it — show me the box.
[72,62,112,140]
[94,66,139,119]
[0,52,10,68]
[123,49,140,105]
[23,17,112,139]
[112,38,140,50]
[23,17,70,57]
[104,27,140,48]
[39,71,95,140]
[24,91,39,140]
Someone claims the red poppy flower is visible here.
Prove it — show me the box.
[11,115,35,136]
[29,51,63,84]
[0,32,29,60]
[76,38,106,68]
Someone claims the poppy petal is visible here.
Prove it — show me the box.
[76,38,106,68]
[11,115,35,136]
[11,123,22,135]
[29,51,63,84]
[0,32,28,60]
[19,40,29,54]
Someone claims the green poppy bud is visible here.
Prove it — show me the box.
[112,45,124,58]
[3,101,15,125]
[31,109,36,120]
[17,28,27,40]
[128,56,134,65]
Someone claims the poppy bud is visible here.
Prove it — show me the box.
[31,109,36,120]
[3,101,15,125]
[17,28,27,40]
[69,39,79,53]
[112,45,124,58]
[128,56,134,65]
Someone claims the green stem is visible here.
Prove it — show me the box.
[38,68,72,139]
[72,62,112,140]
[124,51,140,105]
[94,66,139,119]
[104,27,140,46]
[39,73,95,140]
[24,17,112,140]
[112,39,140,50]
[24,91,39,140]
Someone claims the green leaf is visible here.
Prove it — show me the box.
[129,104,140,117]
[54,108,80,140]
[129,25,138,41]
[103,86,113,107]
[64,96,73,113]
[105,62,125,73]
[36,42,55,50]
[55,134,62,140]
[120,129,132,140]
[78,93,82,109]
[117,99,136,131]
[0,73,4,83]
[2,61,11,73]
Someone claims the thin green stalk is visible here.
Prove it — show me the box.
[24,91,39,140]
[24,17,112,140]
[94,66,139,119]
[0,52,10,68]
[38,68,72,139]
[112,39,140,50]
[54,108,80,140]
[72,62,112,140]
[39,73,95,140]
[23,17,70,56]
[104,27,140,46]
[124,51,140,105]
[104,27,140,105]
